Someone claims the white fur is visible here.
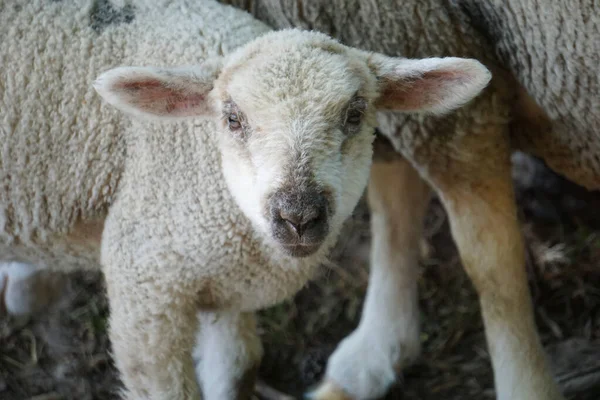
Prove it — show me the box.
[1,262,38,315]
[194,311,263,400]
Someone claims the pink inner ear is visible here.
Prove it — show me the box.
[117,79,164,90]
[165,95,206,113]
[116,78,207,116]
[378,69,468,111]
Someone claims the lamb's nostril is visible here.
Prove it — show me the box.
[279,210,302,228]
[279,208,321,236]
[279,210,320,237]
[284,219,301,235]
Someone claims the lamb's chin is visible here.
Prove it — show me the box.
[264,240,324,266]
[280,243,321,258]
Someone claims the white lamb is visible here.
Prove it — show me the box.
[0,0,491,398]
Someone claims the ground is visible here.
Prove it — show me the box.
[1,152,600,400]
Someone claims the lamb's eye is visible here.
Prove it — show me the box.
[346,109,363,125]
[228,113,241,130]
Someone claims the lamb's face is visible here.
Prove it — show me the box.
[94,29,491,259]
[214,35,377,257]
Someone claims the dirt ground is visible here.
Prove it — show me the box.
[1,152,600,400]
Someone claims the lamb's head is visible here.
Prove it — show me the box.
[94,29,491,258]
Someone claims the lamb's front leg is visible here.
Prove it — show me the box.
[308,157,431,400]
[194,310,263,400]
[105,270,201,400]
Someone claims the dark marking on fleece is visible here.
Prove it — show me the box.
[90,0,135,33]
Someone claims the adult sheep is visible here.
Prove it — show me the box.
[221,1,599,400]
[0,0,492,399]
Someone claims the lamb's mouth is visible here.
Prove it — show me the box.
[281,243,321,258]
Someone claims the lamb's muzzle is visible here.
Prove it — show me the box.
[269,187,330,257]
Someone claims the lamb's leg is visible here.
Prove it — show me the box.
[194,310,263,400]
[0,262,62,316]
[307,157,430,400]
[105,272,201,400]
[430,148,564,400]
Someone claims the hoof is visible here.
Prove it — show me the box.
[304,380,353,400]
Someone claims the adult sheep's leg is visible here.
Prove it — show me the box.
[0,262,62,316]
[308,157,431,400]
[428,138,564,400]
[105,269,201,400]
[194,310,263,400]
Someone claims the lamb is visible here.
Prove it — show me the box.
[220,1,600,400]
[0,0,492,399]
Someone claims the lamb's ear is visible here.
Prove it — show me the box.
[93,60,222,119]
[369,54,492,115]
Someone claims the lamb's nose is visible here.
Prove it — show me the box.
[279,207,322,238]
[269,189,330,250]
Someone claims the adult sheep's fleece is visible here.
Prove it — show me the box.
[0,0,493,399]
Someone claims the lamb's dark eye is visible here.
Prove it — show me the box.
[228,113,241,130]
[346,109,363,125]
